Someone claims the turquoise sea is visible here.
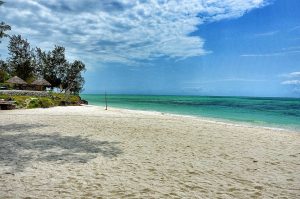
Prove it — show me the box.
[81,94,300,131]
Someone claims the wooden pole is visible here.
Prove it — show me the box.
[105,91,108,110]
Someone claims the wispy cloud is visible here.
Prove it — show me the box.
[280,72,300,93]
[241,50,300,57]
[254,30,279,37]
[282,46,300,51]
[289,25,300,32]
[185,78,267,85]
[0,0,268,66]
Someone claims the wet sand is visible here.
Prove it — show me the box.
[0,105,299,198]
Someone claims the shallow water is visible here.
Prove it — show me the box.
[81,94,300,130]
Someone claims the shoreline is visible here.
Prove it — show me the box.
[2,104,299,134]
[86,104,300,133]
[2,104,299,133]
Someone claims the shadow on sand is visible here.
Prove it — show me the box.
[0,123,123,171]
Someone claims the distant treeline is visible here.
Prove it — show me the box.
[0,1,86,94]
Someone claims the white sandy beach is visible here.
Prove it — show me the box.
[0,105,299,198]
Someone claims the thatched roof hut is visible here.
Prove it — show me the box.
[6,76,27,85]
[31,78,51,86]
[31,78,51,91]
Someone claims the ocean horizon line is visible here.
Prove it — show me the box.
[81,93,300,99]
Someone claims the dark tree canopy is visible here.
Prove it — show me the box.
[0,59,8,71]
[7,35,35,82]
[0,59,9,82]
[35,46,86,94]
[35,46,68,89]
[62,60,86,94]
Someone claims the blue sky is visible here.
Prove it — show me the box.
[0,0,300,97]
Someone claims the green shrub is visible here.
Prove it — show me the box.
[39,98,54,108]
[27,99,40,109]
[12,96,31,108]
[50,93,81,106]
[0,94,9,100]
[1,93,82,109]
[69,95,80,104]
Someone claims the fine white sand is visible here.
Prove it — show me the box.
[0,105,299,198]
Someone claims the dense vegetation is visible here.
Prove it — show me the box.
[0,93,82,109]
[0,1,86,94]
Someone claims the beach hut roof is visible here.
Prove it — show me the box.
[31,78,52,86]
[6,76,27,85]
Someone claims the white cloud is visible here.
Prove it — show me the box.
[280,72,300,93]
[281,80,300,85]
[289,72,300,78]
[285,72,300,78]
[0,0,268,66]
[280,71,300,78]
